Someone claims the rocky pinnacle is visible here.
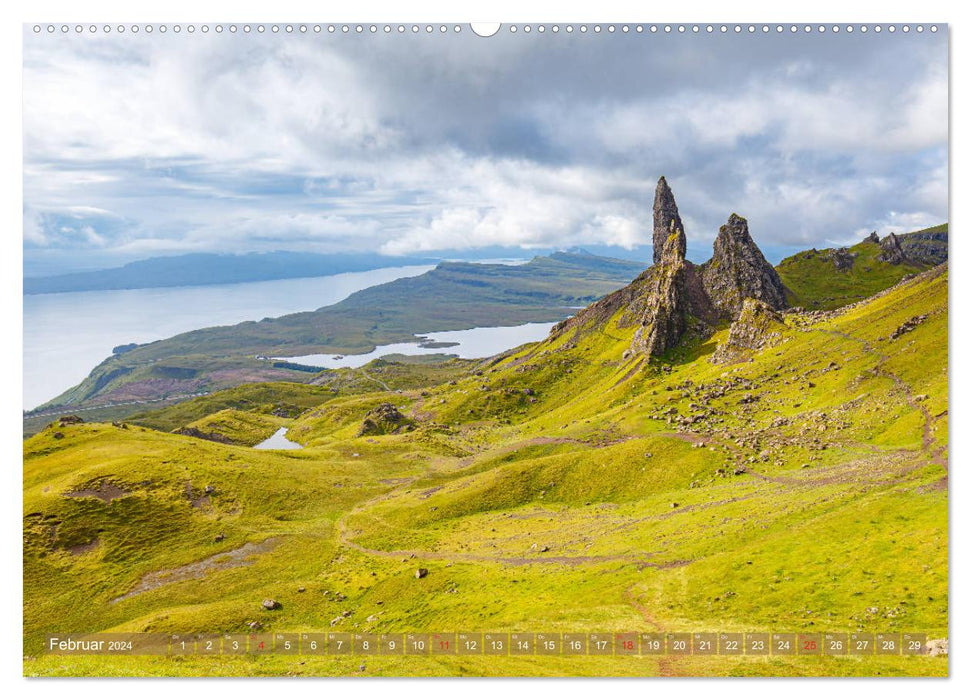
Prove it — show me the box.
[701,213,788,317]
[653,176,684,265]
[632,225,689,357]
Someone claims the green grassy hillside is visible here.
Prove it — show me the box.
[23,264,948,677]
[777,225,946,310]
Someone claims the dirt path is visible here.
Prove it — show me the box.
[110,538,279,604]
[623,585,677,676]
[357,368,391,392]
[337,527,689,568]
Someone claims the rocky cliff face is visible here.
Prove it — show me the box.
[631,228,691,357]
[900,231,948,265]
[700,213,788,318]
[653,176,684,265]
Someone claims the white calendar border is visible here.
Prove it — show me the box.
[1,0,963,698]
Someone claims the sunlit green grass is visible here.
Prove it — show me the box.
[23,267,948,677]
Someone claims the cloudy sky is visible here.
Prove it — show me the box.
[23,26,948,275]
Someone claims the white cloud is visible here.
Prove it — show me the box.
[22,30,949,269]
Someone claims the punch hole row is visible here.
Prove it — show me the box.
[31,24,941,35]
[30,24,465,35]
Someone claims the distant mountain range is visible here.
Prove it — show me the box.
[23,251,439,295]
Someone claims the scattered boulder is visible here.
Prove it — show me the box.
[214,533,225,542]
[415,568,428,579]
[261,599,281,610]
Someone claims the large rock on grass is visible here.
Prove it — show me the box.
[359,403,411,436]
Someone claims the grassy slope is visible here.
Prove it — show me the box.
[23,265,948,677]
[34,253,645,413]
[777,238,930,311]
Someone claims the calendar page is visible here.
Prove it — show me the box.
[22,21,949,679]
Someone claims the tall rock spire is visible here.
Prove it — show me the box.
[653,176,684,265]
[700,213,788,317]
[631,226,690,358]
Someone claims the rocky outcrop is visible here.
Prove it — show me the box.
[700,213,788,318]
[711,299,787,365]
[359,403,411,436]
[653,176,684,265]
[828,248,855,271]
[889,314,928,340]
[631,228,691,357]
[865,231,880,244]
[878,232,906,264]
[173,426,235,444]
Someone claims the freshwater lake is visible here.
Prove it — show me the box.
[22,265,433,410]
[253,427,303,450]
